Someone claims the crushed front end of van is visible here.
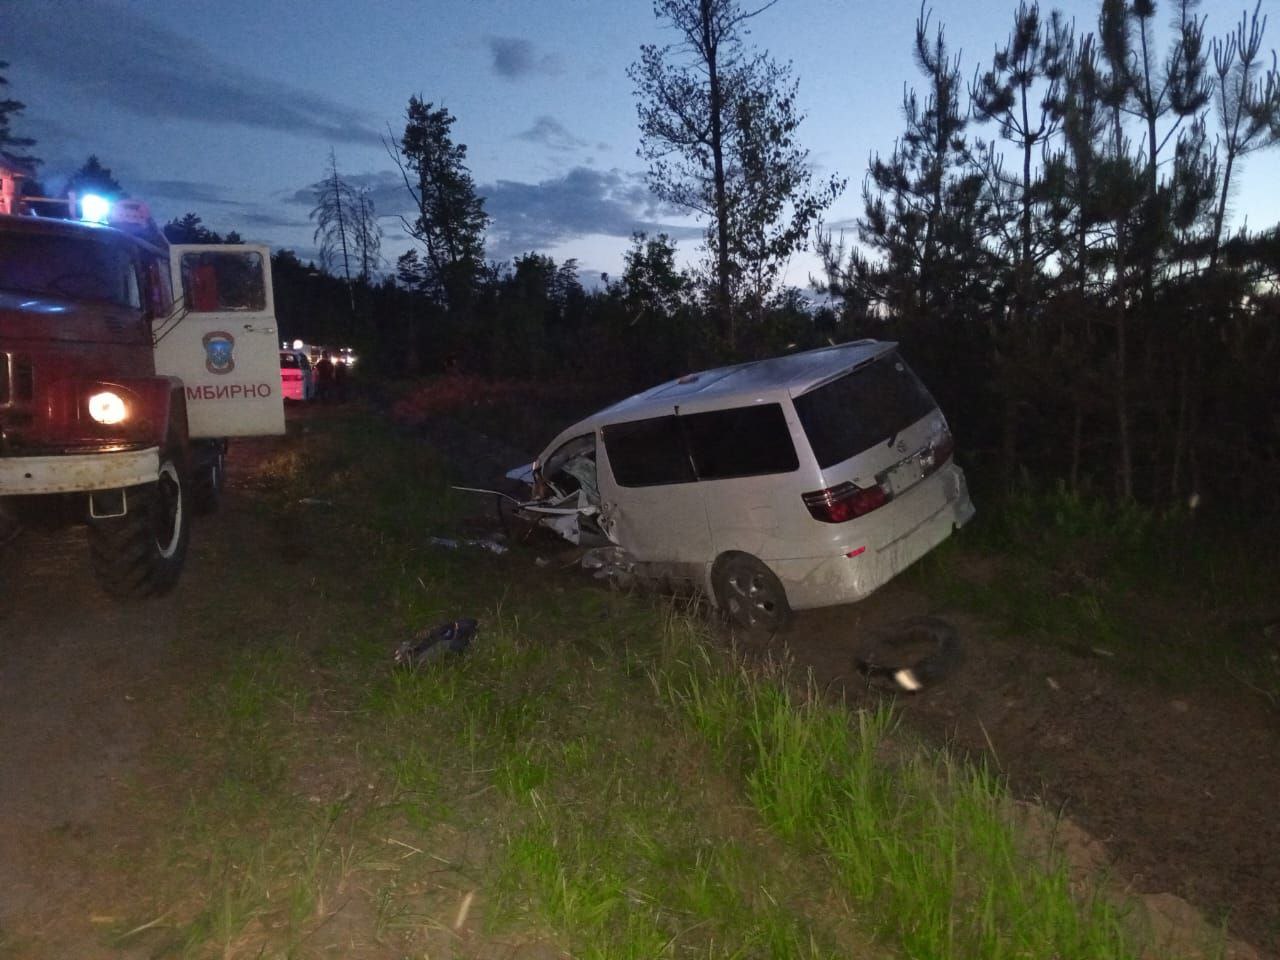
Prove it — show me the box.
[485,340,975,632]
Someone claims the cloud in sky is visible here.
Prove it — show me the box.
[131,179,250,208]
[238,210,310,230]
[286,170,407,220]
[282,165,699,263]
[481,166,701,260]
[7,0,381,145]
[516,116,589,152]
[484,36,561,79]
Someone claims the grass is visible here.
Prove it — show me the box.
[907,478,1280,702]
[658,632,1136,960]
[77,409,1219,959]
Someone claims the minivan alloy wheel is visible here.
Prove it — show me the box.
[714,554,792,634]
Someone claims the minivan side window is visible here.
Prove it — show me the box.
[603,416,695,488]
[794,352,938,469]
[683,403,798,480]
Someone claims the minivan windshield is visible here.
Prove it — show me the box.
[0,231,140,309]
[793,352,937,468]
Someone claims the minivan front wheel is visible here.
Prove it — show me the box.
[713,553,792,635]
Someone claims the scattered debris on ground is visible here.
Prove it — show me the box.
[853,616,963,693]
[428,535,508,555]
[394,617,480,668]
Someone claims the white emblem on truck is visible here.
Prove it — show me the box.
[202,330,236,374]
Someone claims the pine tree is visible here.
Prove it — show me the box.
[630,0,840,345]
[66,155,124,198]
[387,99,487,310]
[0,61,38,168]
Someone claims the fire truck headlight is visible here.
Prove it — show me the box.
[88,391,128,425]
[80,193,112,224]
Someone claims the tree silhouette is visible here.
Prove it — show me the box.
[311,149,358,309]
[630,0,840,344]
[163,213,223,244]
[0,61,39,168]
[66,155,124,199]
[386,98,487,310]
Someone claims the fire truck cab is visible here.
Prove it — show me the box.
[0,195,284,597]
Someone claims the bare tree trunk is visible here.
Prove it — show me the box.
[1001,86,1035,485]
[1111,110,1133,500]
[1170,356,1188,499]
[702,0,734,347]
[329,152,355,314]
[1115,298,1133,500]
[1070,398,1083,494]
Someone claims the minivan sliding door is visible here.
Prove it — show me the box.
[596,413,713,567]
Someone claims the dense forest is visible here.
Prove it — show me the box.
[3,0,1277,513]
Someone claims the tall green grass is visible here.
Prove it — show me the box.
[657,611,1137,960]
[911,479,1280,700]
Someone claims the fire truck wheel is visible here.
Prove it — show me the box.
[88,457,190,598]
[190,441,226,515]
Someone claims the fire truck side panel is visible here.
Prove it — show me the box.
[155,244,285,439]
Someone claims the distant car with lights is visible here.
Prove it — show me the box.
[0,190,285,597]
[500,341,974,633]
[279,349,315,401]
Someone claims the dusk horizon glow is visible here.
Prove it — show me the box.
[7,0,1277,289]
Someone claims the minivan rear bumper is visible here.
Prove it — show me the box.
[768,464,975,610]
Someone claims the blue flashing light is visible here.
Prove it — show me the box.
[80,193,111,224]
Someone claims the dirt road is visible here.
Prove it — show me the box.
[0,438,284,955]
[0,527,184,935]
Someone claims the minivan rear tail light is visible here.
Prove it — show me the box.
[802,481,891,523]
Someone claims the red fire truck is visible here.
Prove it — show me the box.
[0,193,284,597]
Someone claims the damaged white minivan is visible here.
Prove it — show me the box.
[502,340,975,632]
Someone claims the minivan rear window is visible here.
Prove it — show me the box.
[603,416,696,487]
[683,403,798,480]
[794,352,937,469]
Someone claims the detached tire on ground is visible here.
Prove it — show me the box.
[190,440,226,516]
[713,552,792,634]
[88,457,190,598]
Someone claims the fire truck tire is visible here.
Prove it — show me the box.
[190,441,226,515]
[88,456,190,598]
